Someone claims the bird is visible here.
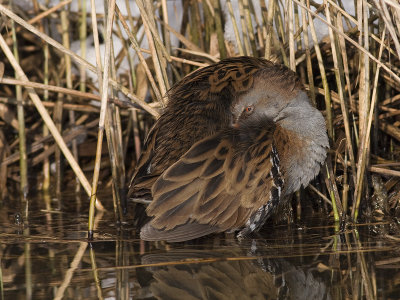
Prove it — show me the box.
[128,56,329,242]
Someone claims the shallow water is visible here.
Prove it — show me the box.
[1,193,400,300]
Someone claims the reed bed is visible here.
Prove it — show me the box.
[0,0,400,227]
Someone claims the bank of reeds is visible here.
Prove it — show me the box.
[0,0,400,227]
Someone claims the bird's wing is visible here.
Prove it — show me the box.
[141,124,281,241]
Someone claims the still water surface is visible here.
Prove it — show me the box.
[1,192,400,299]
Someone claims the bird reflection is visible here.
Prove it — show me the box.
[136,244,331,300]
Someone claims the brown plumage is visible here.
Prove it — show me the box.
[128,56,329,242]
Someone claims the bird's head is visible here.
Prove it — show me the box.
[231,63,306,128]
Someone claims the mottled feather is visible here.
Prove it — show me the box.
[145,120,276,236]
[129,56,329,242]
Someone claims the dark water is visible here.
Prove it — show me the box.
[1,193,400,300]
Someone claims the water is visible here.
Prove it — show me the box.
[1,193,400,299]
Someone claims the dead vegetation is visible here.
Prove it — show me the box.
[0,0,400,227]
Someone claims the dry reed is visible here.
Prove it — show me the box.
[0,0,400,237]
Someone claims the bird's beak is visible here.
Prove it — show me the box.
[231,114,240,128]
[231,117,241,128]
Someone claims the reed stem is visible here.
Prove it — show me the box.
[11,13,28,198]
[88,0,116,238]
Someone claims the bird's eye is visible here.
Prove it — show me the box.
[244,106,253,114]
